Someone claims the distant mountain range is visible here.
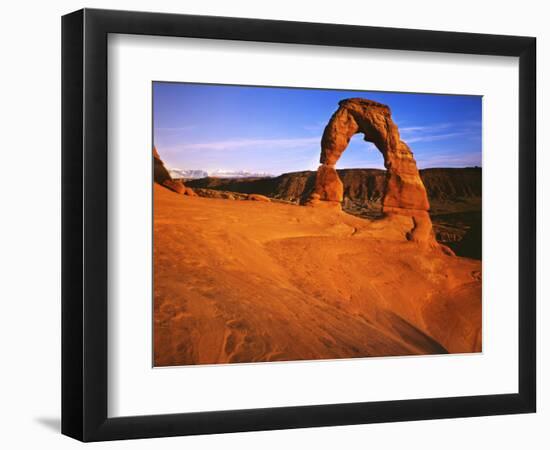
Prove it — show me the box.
[185,167,481,211]
[169,168,273,179]
[168,169,209,179]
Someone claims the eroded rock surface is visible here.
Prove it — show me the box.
[153,184,480,366]
[307,98,437,245]
[247,193,271,202]
[153,147,195,196]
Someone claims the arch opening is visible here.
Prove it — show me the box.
[335,134,386,219]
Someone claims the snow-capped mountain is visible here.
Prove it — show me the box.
[168,168,273,179]
[169,168,209,179]
[207,169,273,179]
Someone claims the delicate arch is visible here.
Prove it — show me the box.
[306,98,435,244]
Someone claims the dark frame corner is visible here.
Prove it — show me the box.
[62,8,536,442]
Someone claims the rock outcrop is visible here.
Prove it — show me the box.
[185,167,481,212]
[185,168,481,258]
[247,193,271,202]
[193,188,241,200]
[153,147,196,196]
[306,98,435,245]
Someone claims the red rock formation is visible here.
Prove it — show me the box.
[247,193,271,202]
[309,164,343,210]
[183,186,197,196]
[307,98,437,245]
[153,146,195,196]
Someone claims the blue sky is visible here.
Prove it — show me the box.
[153,82,482,175]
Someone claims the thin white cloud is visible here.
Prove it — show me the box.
[405,132,469,143]
[302,121,327,132]
[304,120,480,145]
[159,120,481,173]
[400,121,480,144]
[400,125,435,133]
[173,136,320,152]
[156,126,196,132]
[416,151,481,168]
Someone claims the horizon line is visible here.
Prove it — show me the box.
[169,165,482,179]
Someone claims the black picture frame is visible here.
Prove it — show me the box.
[61,8,536,442]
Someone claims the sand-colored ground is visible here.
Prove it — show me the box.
[153,184,481,366]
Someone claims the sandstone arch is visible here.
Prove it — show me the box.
[307,98,436,244]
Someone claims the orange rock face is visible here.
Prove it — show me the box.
[162,179,186,194]
[310,164,343,205]
[247,193,271,202]
[308,98,435,245]
[153,185,480,366]
[184,187,198,197]
[153,146,195,196]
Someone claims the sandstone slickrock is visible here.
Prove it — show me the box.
[153,146,195,196]
[307,98,436,245]
[193,188,244,200]
[247,193,271,202]
[153,184,481,366]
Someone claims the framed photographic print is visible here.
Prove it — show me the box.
[61,8,536,441]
